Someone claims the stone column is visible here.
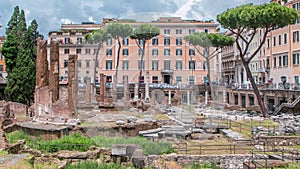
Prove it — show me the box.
[145,72,150,101]
[36,38,49,88]
[49,40,59,102]
[187,90,190,105]
[68,55,78,116]
[123,75,129,102]
[86,77,91,104]
[168,90,171,105]
[134,83,139,101]
[99,74,105,103]
[205,90,208,105]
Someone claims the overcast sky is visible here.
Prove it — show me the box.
[0,0,269,37]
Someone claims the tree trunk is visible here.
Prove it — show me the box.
[138,41,146,100]
[241,58,269,118]
[113,38,121,102]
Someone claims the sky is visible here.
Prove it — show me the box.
[0,0,269,37]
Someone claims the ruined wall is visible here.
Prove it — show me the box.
[68,55,77,116]
[49,40,60,102]
[36,39,49,88]
[146,154,264,169]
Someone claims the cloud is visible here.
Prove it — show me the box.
[0,0,269,36]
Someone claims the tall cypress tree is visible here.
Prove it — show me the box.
[1,6,43,105]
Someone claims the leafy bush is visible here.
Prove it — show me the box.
[64,161,126,169]
[35,133,95,153]
[5,130,33,144]
[92,136,175,155]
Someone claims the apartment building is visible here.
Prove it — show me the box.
[48,17,219,87]
[220,0,300,112]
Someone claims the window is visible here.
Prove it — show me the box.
[278,35,282,45]
[164,60,171,70]
[106,48,112,56]
[106,38,112,45]
[273,36,276,46]
[86,70,89,74]
[203,61,208,70]
[152,60,158,70]
[203,48,209,56]
[204,29,209,33]
[138,48,143,56]
[93,49,98,54]
[106,76,112,83]
[122,48,129,56]
[106,60,112,70]
[273,57,277,67]
[152,76,158,83]
[279,56,282,66]
[122,60,129,70]
[249,95,255,106]
[267,38,270,48]
[189,29,195,34]
[77,37,82,44]
[176,61,182,70]
[139,76,144,83]
[86,60,90,68]
[65,37,70,44]
[189,60,195,70]
[189,49,195,56]
[64,60,68,68]
[293,31,299,42]
[138,60,145,70]
[176,38,182,45]
[176,76,182,84]
[76,48,81,54]
[176,49,182,56]
[188,76,195,84]
[122,38,129,45]
[64,49,70,54]
[85,48,91,54]
[293,53,299,65]
[295,76,299,84]
[164,48,170,56]
[152,38,158,45]
[176,29,182,34]
[284,33,287,44]
[138,39,144,46]
[77,60,81,68]
[164,37,170,45]
[293,3,299,10]
[283,55,288,66]
[164,29,170,34]
[152,49,158,56]
[234,95,238,105]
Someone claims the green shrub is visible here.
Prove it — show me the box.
[64,161,126,169]
[36,133,95,153]
[5,130,32,144]
[92,136,175,155]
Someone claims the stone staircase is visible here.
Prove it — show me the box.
[274,96,300,115]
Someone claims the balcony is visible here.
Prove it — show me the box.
[161,69,173,75]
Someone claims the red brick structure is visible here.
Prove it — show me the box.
[49,40,60,102]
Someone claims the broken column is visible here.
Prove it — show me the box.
[86,77,91,104]
[134,83,139,101]
[123,75,129,102]
[49,40,60,102]
[36,38,49,88]
[68,55,78,116]
[168,90,171,105]
[99,73,105,103]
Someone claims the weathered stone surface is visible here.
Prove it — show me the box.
[99,73,105,103]
[36,38,49,88]
[68,55,78,116]
[57,151,88,160]
[49,40,60,102]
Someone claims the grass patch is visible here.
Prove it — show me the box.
[0,150,8,156]
[153,114,170,120]
[5,131,95,153]
[64,161,126,169]
[92,136,175,155]
[35,133,95,153]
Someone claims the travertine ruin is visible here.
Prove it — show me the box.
[68,54,78,116]
[49,40,59,102]
[36,38,48,88]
